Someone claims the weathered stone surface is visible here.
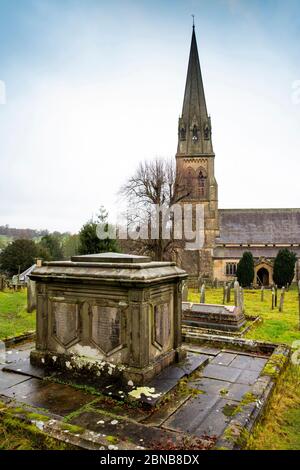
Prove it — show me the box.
[5,380,97,416]
[52,301,79,348]
[153,303,170,349]
[3,358,47,379]
[202,364,242,383]
[229,355,268,371]
[0,372,31,391]
[192,398,236,437]
[226,383,252,402]
[182,302,246,332]
[163,394,220,434]
[70,410,184,448]
[91,305,122,354]
[188,377,231,396]
[30,252,187,384]
[235,369,261,386]
[2,377,48,398]
[210,352,237,366]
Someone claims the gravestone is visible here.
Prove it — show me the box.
[182,303,246,332]
[27,279,36,313]
[29,253,187,384]
[234,280,239,307]
[226,283,231,303]
[182,283,188,302]
[279,287,285,313]
[271,288,275,310]
[200,284,206,304]
[261,286,264,302]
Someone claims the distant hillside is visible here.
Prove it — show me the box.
[0,225,49,240]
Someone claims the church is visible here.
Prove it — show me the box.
[176,26,300,286]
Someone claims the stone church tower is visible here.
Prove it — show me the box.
[176,26,219,282]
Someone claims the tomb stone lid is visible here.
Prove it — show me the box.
[71,253,151,264]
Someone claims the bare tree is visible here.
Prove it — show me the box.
[119,158,188,261]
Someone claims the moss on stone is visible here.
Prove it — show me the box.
[261,353,288,379]
[106,435,119,445]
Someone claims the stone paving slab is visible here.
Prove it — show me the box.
[210,352,237,366]
[229,355,268,371]
[0,371,31,391]
[235,369,261,386]
[3,358,47,379]
[163,393,220,434]
[2,377,49,399]
[3,378,98,416]
[202,364,242,383]
[138,353,209,406]
[69,410,186,449]
[188,377,232,396]
[182,344,220,356]
[191,398,237,437]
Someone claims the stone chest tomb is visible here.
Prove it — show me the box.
[29,253,187,384]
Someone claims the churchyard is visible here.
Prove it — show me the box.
[1,280,300,450]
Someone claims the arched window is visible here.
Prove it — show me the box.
[192,125,198,141]
[185,167,196,198]
[197,169,207,198]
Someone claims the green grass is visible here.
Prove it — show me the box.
[0,402,76,450]
[0,289,35,340]
[246,365,300,450]
[188,286,300,345]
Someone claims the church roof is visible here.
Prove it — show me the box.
[217,209,300,245]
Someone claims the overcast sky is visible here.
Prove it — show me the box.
[0,0,299,233]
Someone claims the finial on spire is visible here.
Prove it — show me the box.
[191,14,195,30]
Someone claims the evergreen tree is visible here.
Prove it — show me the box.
[273,249,297,287]
[236,251,254,287]
[37,234,63,261]
[78,207,119,255]
[0,239,38,276]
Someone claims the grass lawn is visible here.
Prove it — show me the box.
[246,364,300,450]
[0,289,35,341]
[188,287,300,345]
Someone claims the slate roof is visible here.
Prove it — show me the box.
[217,209,300,245]
[214,246,300,259]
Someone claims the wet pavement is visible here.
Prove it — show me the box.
[0,341,269,448]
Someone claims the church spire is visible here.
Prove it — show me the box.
[177,25,213,156]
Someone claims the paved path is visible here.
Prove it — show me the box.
[0,341,268,448]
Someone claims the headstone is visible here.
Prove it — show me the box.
[200,283,205,304]
[239,287,245,314]
[261,286,264,302]
[226,283,231,303]
[271,287,275,310]
[223,284,227,304]
[274,285,278,307]
[298,280,300,295]
[27,279,37,313]
[182,283,188,302]
[279,288,285,312]
[234,280,239,307]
